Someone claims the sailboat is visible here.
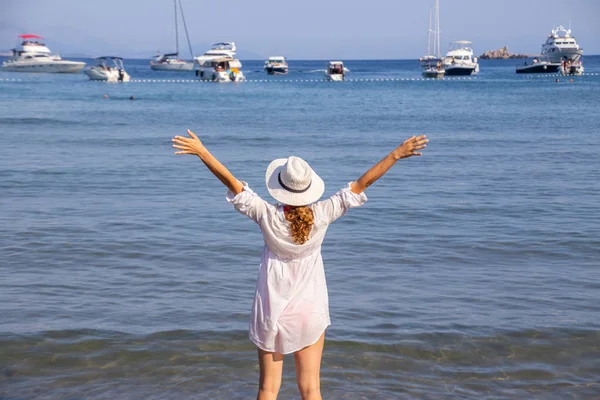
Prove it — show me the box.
[419,0,444,78]
[150,0,194,71]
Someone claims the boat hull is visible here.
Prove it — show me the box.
[195,69,245,82]
[326,73,344,81]
[561,65,584,76]
[516,63,560,74]
[265,66,288,75]
[422,69,445,78]
[444,65,476,76]
[0,61,86,73]
[150,62,193,71]
[543,48,584,63]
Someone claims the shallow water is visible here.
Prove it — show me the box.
[1,58,599,399]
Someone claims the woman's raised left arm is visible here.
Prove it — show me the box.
[172,129,244,195]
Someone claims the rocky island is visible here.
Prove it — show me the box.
[479,46,528,59]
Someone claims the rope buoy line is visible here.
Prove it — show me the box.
[523,72,599,78]
[125,77,482,83]
[1,73,597,83]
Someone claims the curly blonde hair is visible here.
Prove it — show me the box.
[285,206,314,245]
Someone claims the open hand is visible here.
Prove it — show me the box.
[172,129,206,156]
[393,135,428,159]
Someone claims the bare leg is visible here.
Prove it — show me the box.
[294,332,325,400]
[257,348,284,400]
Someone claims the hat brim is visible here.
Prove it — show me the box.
[265,158,325,206]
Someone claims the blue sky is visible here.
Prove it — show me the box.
[1,0,598,59]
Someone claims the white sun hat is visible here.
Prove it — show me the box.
[265,156,325,206]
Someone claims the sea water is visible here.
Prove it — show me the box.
[1,58,599,399]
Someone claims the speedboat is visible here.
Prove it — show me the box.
[264,56,288,75]
[443,40,479,76]
[85,57,131,82]
[421,56,445,78]
[0,34,86,73]
[194,56,245,82]
[560,58,584,76]
[149,0,194,71]
[541,26,583,63]
[516,57,560,74]
[150,53,193,71]
[325,61,345,81]
[419,0,444,78]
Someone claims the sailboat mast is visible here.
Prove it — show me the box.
[178,0,194,59]
[174,0,179,55]
[435,0,441,58]
[427,7,432,57]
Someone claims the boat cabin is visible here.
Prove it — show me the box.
[153,53,181,64]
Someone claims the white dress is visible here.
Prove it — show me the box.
[226,182,367,354]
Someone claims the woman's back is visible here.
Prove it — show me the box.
[227,182,367,261]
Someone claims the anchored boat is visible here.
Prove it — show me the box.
[325,61,345,81]
[1,34,86,73]
[419,0,445,78]
[443,41,479,76]
[85,57,131,82]
[150,0,194,71]
[264,56,288,75]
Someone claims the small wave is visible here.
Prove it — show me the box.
[1,328,598,399]
[0,117,83,127]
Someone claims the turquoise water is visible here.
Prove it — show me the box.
[1,58,599,399]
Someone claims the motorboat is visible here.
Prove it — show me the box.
[150,0,194,71]
[560,58,584,76]
[516,57,560,74]
[194,56,245,82]
[421,57,445,78]
[0,34,86,73]
[419,0,444,78]
[325,61,345,81]
[541,26,583,63]
[264,56,288,75]
[443,40,479,76]
[85,57,131,82]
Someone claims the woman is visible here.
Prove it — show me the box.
[172,130,428,400]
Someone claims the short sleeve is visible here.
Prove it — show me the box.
[226,182,269,223]
[312,182,367,225]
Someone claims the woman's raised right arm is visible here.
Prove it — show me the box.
[350,135,428,194]
[172,129,244,195]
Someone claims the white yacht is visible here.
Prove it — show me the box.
[541,26,583,63]
[325,61,345,81]
[193,42,244,82]
[443,40,479,76]
[264,56,288,75]
[1,34,86,73]
[419,0,444,78]
[150,0,194,71]
[85,57,131,82]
